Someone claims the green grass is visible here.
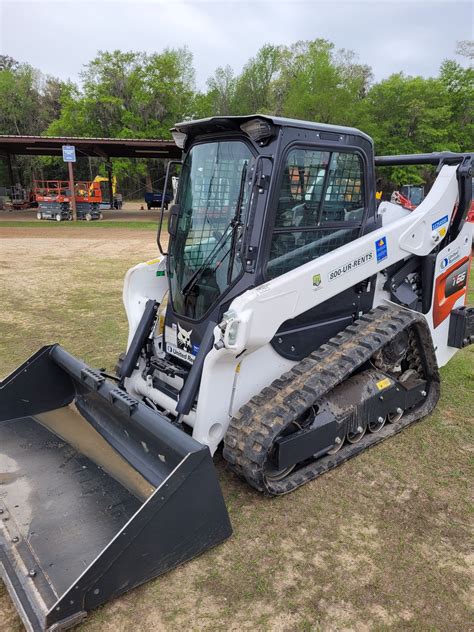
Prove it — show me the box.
[0,233,472,632]
[0,220,159,230]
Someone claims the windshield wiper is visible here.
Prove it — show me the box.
[227,162,248,284]
[182,161,249,298]
[181,220,233,296]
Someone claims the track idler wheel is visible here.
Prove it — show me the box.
[264,463,296,482]
[327,434,344,455]
[263,408,316,483]
[387,408,404,423]
[368,415,386,433]
[346,424,366,443]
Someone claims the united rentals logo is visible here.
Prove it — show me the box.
[440,247,460,271]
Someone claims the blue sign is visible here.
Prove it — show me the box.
[62,145,76,162]
[432,215,448,231]
[375,236,388,263]
[192,344,200,356]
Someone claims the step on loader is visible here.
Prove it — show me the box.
[1,116,473,631]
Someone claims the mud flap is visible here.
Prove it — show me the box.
[0,345,232,631]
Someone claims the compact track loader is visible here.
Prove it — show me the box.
[1,116,473,631]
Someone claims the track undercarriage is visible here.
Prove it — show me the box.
[223,305,440,495]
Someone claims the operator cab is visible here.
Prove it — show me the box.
[159,115,378,365]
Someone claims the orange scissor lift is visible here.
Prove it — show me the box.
[35,180,103,221]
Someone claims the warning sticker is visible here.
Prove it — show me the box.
[146,257,162,265]
[329,251,374,282]
[255,282,273,295]
[165,324,177,347]
[375,236,388,263]
[376,377,391,391]
[432,215,448,232]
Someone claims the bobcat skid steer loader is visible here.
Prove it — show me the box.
[1,116,473,631]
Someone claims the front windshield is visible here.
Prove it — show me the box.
[409,187,424,206]
[168,140,253,320]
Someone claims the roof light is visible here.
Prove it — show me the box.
[240,118,274,144]
[172,130,187,149]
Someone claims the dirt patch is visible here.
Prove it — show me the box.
[0,202,159,223]
[0,226,156,240]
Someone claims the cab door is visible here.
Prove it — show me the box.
[265,145,376,361]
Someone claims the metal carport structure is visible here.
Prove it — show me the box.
[0,135,180,211]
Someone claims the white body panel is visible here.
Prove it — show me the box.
[377,200,412,224]
[123,257,168,349]
[221,165,459,355]
[124,165,469,454]
[192,343,295,449]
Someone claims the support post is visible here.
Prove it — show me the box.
[6,153,14,187]
[68,161,77,222]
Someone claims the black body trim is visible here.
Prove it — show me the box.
[448,306,474,348]
[119,299,158,380]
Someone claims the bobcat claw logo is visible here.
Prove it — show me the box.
[177,323,193,352]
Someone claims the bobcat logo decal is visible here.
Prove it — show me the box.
[177,323,192,352]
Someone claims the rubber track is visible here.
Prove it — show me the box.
[223,305,440,495]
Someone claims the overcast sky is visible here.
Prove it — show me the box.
[0,0,472,88]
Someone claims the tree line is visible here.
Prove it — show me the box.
[0,39,472,197]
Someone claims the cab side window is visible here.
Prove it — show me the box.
[267,148,365,279]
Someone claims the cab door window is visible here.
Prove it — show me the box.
[267,148,365,279]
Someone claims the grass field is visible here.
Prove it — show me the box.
[0,220,158,230]
[0,227,472,632]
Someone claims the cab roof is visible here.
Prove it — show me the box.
[173,114,373,145]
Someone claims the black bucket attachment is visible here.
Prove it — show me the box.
[0,346,231,631]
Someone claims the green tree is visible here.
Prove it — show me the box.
[0,55,19,72]
[361,73,459,185]
[0,60,66,136]
[363,73,456,154]
[439,59,474,150]
[49,48,195,139]
[191,90,215,119]
[276,40,372,124]
[0,63,40,135]
[0,60,68,185]
[232,44,282,114]
[455,40,474,59]
[205,65,237,115]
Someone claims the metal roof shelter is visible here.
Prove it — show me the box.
[0,135,181,212]
[0,135,180,159]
